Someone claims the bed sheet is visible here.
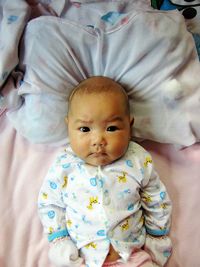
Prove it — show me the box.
[1,112,200,267]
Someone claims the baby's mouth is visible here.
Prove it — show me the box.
[90,152,107,157]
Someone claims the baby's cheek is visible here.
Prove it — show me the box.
[110,144,128,160]
[70,138,87,157]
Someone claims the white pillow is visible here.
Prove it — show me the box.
[7,7,200,146]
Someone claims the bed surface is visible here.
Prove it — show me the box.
[1,112,200,267]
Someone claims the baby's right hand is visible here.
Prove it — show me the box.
[48,239,83,267]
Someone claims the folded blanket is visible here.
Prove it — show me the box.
[0,0,30,88]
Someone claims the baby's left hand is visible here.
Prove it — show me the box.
[144,234,172,266]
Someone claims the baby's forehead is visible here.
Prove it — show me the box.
[71,84,127,102]
[70,89,127,108]
[68,77,129,114]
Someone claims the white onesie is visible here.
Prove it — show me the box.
[38,141,172,267]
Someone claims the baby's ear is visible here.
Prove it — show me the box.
[65,117,68,124]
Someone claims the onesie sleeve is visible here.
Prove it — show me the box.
[140,152,172,237]
[38,153,70,242]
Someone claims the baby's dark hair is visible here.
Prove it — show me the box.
[68,76,130,115]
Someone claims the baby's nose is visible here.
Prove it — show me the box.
[92,133,106,147]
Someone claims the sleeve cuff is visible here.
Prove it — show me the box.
[48,229,69,242]
[146,227,169,236]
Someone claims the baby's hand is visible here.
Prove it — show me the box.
[48,238,83,267]
[144,234,172,266]
[105,245,120,262]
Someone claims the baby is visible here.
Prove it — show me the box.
[38,76,172,267]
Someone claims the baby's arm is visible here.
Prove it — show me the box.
[38,154,83,267]
[140,153,172,266]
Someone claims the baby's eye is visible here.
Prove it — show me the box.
[107,126,119,132]
[79,127,90,132]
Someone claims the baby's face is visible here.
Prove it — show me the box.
[67,91,132,166]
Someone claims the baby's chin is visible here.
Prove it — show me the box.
[86,158,112,167]
[85,154,119,166]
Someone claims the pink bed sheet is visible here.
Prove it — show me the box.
[0,112,200,267]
